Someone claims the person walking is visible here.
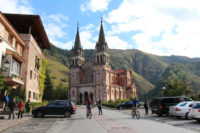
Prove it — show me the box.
[18,100,24,119]
[4,94,9,111]
[8,98,16,119]
[25,99,31,114]
[98,100,103,115]
[144,99,149,116]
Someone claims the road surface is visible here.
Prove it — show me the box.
[1,107,198,133]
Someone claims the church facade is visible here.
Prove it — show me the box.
[69,21,137,103]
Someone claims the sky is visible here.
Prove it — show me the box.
[0,0,200,58]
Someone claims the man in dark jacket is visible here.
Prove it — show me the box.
[8,98,16,119]
[98,100,103,115]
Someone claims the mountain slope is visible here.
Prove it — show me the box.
[44,44,200,98]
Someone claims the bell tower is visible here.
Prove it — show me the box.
[94,19,109,65]
[70,23,85,68]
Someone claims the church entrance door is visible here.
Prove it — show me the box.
[80,93,83,104]
[90,93,94,102]
[84,92,88,103]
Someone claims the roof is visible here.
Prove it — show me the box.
[0,12,26,47]
[3,13,51,49]
[114,69,127,74]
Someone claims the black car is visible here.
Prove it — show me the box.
[116,101,132,110]
[32,100,76,118]
[150,96,192,116]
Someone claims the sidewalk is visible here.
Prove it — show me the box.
[0,113,32,132]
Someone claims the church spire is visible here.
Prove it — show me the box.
[96,17,108,53]
[74,22,81,51]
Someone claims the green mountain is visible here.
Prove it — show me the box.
[44,45,200,98]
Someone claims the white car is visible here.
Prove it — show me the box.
[169,101,195,118]
[188,102,200,122]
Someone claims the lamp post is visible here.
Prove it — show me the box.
[161,87,166,97]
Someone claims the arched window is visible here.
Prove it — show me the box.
[100,55,103,63]
[97,55,99,63]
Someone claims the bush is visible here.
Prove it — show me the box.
[31,101,48,110]
[102,99,130,108]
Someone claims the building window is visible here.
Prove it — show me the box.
[33,92,35,99]
[97,55,99,63]
[11,60,20,77]
[8,34,11,43]
[30,70,32,79]
[35,56,40,70]
[72,90,74,97]
[28,91,31,98]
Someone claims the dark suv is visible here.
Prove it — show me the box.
[150,96,192,116]
[32,100,76,118]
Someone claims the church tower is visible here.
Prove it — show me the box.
[70,24,85,68]
[94,19,109,65]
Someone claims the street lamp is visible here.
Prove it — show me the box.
[4,59,10,69]
[161,87,166,97]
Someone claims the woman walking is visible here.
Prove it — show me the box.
[18,100,24,119]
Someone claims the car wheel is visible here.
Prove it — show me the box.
[119,106,123,110]
[185,112,189,119]
[176,116,181,119]
[32,114,37,118]
[158,114,163,117]
[196,119,200,122]
[37,111,43,118]
[64,111,71,118]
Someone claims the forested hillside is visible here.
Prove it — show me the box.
[44,44,200,99]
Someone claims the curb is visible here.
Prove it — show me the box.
[0,117,31,132]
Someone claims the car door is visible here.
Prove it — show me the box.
[193,103,200,118]
[46,101,57,115]
[56,101,69,115]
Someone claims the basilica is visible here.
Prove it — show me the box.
[69,20,137,103]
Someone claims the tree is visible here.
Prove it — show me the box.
[0,75,5,91]
[43,70,54,101]
[163,77,192,97]
[54,82,68,100]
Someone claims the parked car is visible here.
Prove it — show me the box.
[188,102,200,122]
[116,101,132,110]
[32,100,76,118]
[169,101,195,118]
[150,96,192,116]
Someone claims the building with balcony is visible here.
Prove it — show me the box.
[0,12,25,99]
[1,13,50,102]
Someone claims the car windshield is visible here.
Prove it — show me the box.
[192,103,200,109]
[177,102,187,107]
[47,101,56,107]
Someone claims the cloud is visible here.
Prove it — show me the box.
[80,0,111,12]
[79,24,96,49]
[105,0,200,57]
[42,13,71,49]
[107,36,132,50]
[0,0,33,14]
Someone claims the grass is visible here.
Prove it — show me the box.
[45,55,69,89]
